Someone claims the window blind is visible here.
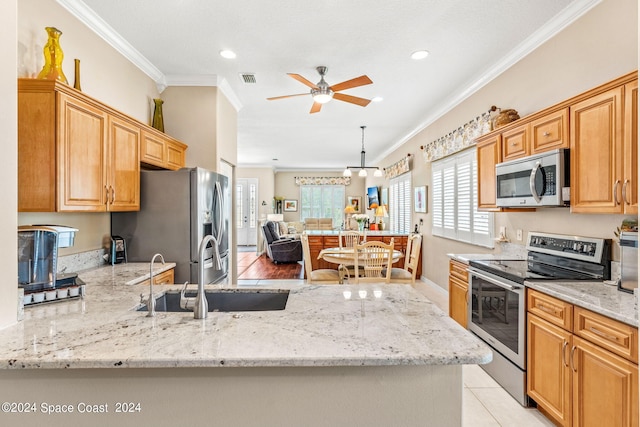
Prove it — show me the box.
[432,147,494,247]
[389,173,411,233]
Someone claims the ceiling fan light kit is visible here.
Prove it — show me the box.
[343,126,382,178]
[267,66,373,114]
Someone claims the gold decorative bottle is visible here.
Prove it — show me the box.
[151,99,165,132]
[73,59,81,91]
[37,27,68,84]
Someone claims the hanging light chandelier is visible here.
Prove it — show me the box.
[343,125,383,178]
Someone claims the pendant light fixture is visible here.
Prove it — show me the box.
[343,126,383,178]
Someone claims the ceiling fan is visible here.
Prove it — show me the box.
[267,66,373,114]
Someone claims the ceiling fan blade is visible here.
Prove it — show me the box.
[329,75,373,92]
[288,73,319,89]
[266,93,309,101]
[310,102,322,114]
[333,93,371,107]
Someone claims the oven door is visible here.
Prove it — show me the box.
[467,267,526,369]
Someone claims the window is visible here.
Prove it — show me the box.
[389,173,411,233]
[300,185,345,227]
[432,147,494,247]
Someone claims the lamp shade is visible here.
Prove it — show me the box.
[374,205,388,218]
[344,205,356,214]
[267,214,284,222]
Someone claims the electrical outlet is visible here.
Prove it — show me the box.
[499,226,506,237]
[419,219,423,225]
[516,229,523,241]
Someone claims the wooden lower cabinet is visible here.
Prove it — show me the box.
[527,289,638,426]
[139,268,175,286]
[448,259,469,328]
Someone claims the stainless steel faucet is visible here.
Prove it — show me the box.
[194,235,222,319]
[146,253,165,317]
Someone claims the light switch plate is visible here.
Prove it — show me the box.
[516,229,523,241]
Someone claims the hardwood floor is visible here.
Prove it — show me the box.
[237,251,303,280]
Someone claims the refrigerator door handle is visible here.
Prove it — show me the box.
[214,181,224,241]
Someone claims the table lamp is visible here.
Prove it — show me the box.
[344,205,356,230]
[374,205,388,230]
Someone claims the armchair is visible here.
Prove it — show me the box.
[261,221,303,264]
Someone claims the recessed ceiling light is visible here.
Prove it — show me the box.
[410,50,429,60]
[372,96,384,103]
[219,49,237,59]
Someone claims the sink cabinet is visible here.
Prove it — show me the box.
[527,289,638,426]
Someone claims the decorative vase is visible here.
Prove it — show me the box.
[73,58,81,91]
[357,221,365,232]
[152,98,165,132]
[37,27,68,84]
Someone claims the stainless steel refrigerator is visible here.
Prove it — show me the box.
[111,167,229,284]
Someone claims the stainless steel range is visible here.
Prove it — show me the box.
[467,232,611,406]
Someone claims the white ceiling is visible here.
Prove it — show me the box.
[66,0,598,171]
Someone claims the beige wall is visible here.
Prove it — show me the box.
[377,0,638,289]
[162,86,217,171]
[0,0,18,328]
[217,91,238,167]
[274,171,367,224]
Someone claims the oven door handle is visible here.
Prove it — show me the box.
[469,269,521,291]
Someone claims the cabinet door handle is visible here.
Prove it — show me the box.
[562,341,568,367]
[543,131,551,137]
[622,179,630,205]
[570,345,577,372]
[589,326,618,342]
[105,185,109,206]
[613,180,621,205]
[111,186,115,204]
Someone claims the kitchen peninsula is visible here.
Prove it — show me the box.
[0,263,489,427]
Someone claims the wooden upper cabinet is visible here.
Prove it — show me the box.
[570,86,625,213]
[623,80,638,213]
[476,133,502,210]
[531,108,569,154]
[141,129,187,171]
[108,116,140,211]
[501,123,530,161]
[18,78,188,212]
[56,92,108,211]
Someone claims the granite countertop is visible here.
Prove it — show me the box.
[525,280,637,327]
[447,253,524,264]
[0,263,491,370]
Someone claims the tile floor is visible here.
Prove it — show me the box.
[237,278,555,426]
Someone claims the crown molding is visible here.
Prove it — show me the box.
[56,0,242,107]
[374,0,603,164]
[56,0,166,91]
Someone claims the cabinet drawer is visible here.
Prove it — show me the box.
[502,124,529,160]
[531,108,569,153]
[449,260,468,282]
[527,289,572,330]
[140,268,175,286]
[324,237,339,247]
[574,307,638,363]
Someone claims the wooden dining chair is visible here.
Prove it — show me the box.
[339,230,364,278]
[353,238,395,284]
[339,230,364,248]
[301,234,347,284]
[387,234,422,285]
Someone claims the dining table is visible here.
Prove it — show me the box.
[317,247,404,267]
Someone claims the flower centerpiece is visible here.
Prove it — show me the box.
[353,214,369,232]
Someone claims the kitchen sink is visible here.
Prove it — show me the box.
[137,289,289,313]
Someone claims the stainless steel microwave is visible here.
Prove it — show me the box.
[495,148,569,208]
